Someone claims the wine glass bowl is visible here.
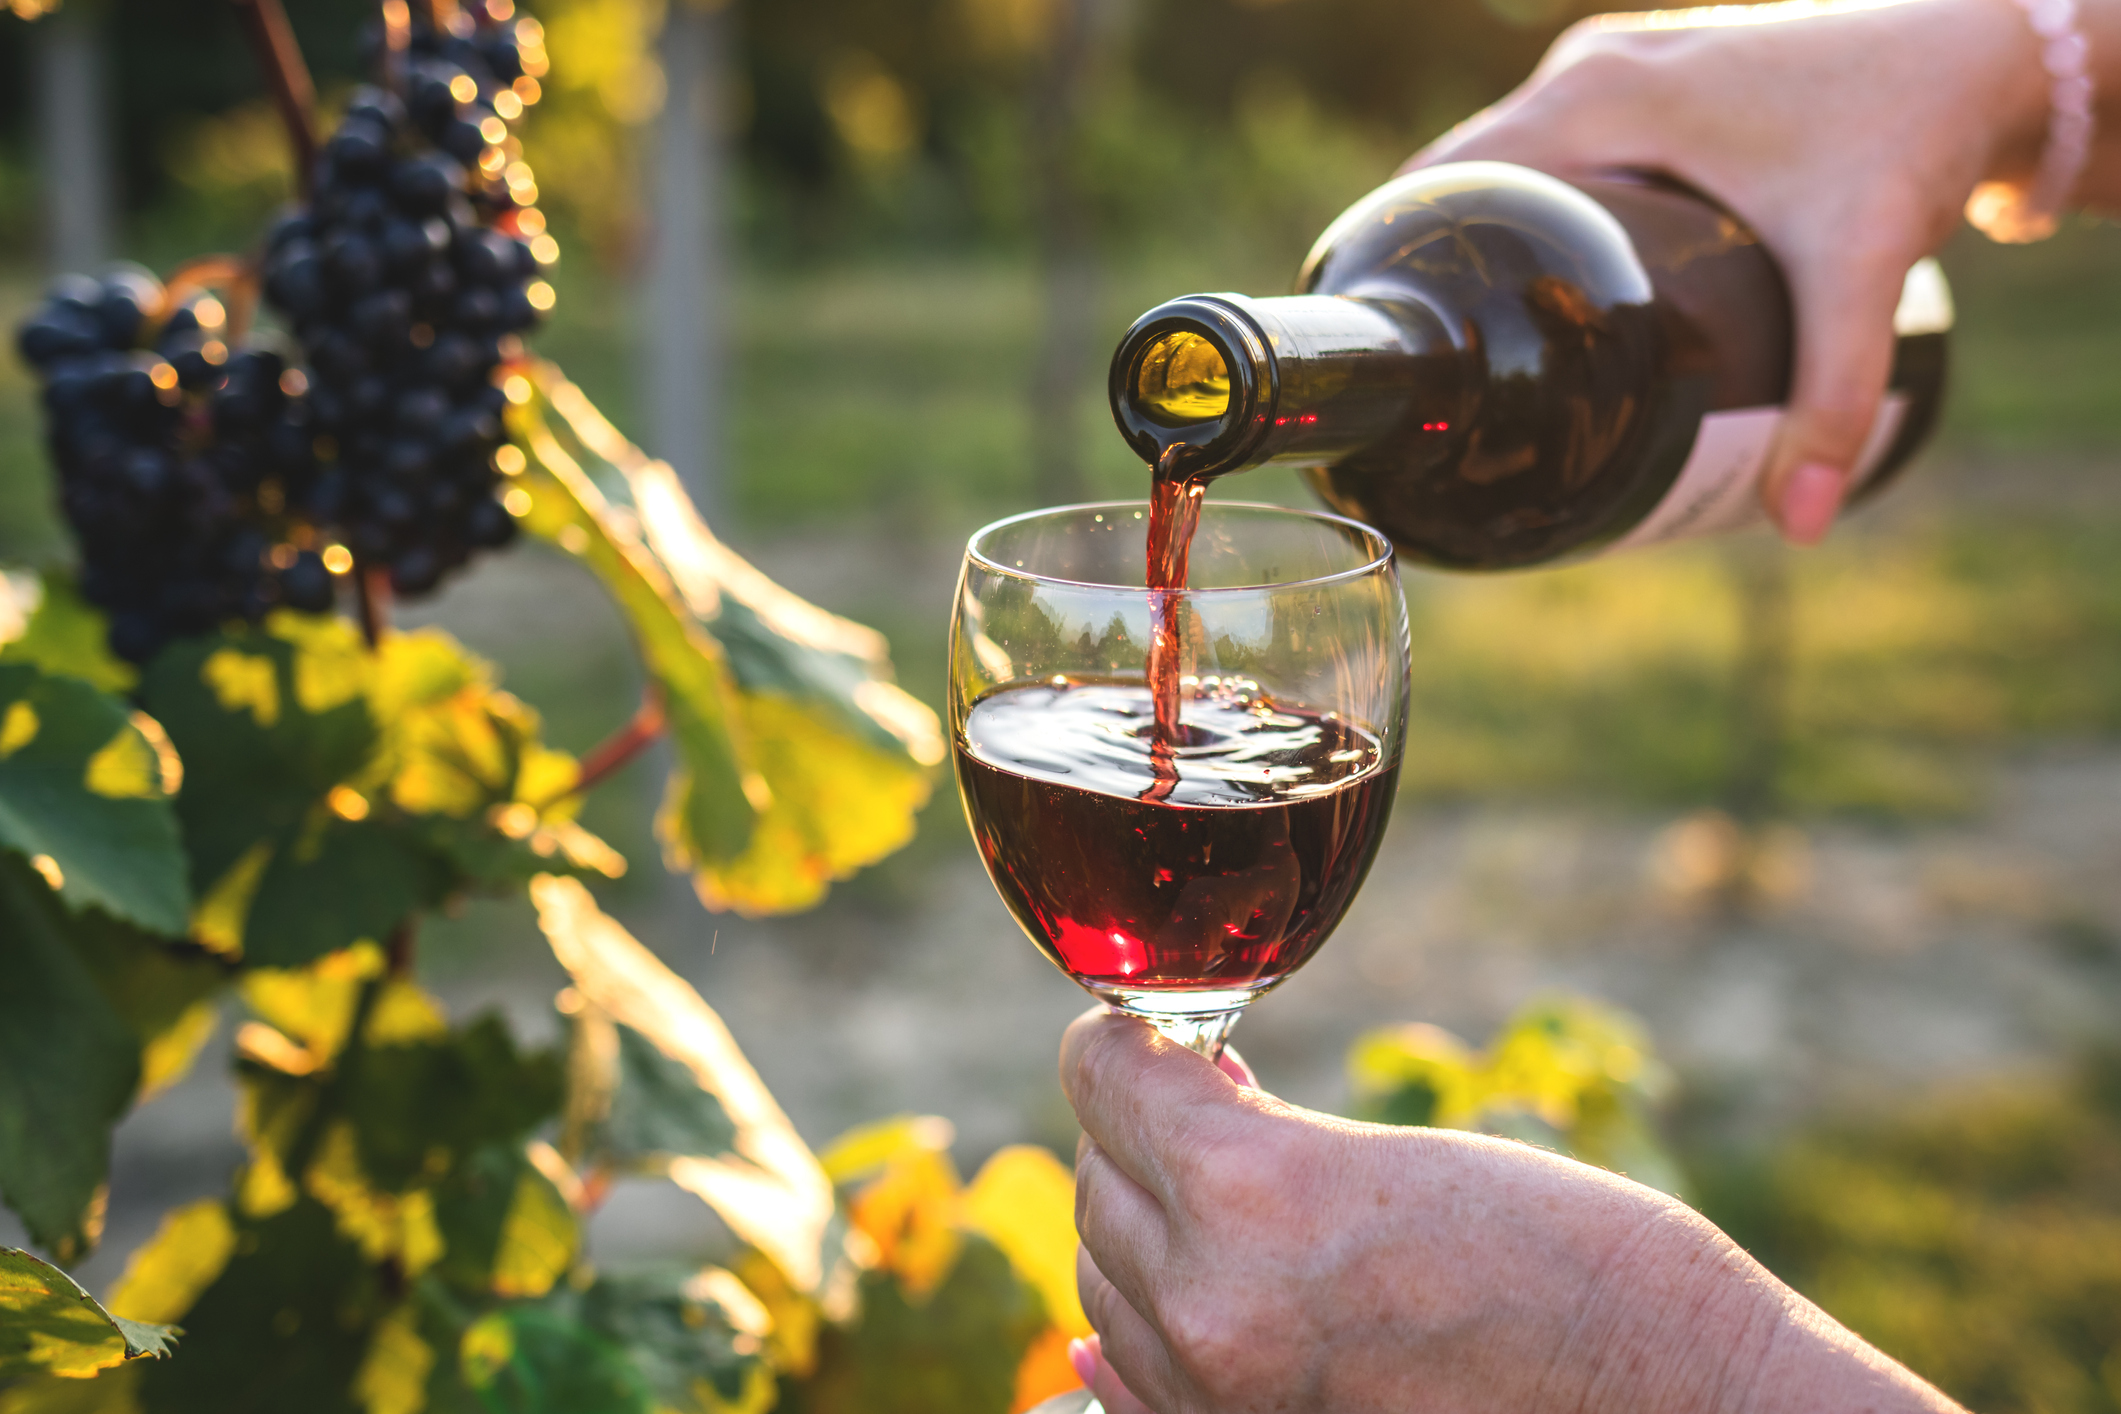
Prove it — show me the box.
[951,501,1410,1057]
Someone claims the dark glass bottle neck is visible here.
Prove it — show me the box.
[1109,293,1458,482]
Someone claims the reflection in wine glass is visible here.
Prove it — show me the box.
[950,501,1410,1060]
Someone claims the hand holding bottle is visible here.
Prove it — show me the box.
[1409,0,2121,544]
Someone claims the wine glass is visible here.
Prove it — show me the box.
[951,500,1410,1060]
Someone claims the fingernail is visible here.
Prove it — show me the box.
[1779,461,1847,545]
[1068,1338,1097,1385]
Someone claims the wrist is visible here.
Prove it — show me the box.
[1937,0,2069,187]
[1957,0,2121,215]
[1545,1194,1784,1414]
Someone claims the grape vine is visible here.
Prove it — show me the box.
[15,266,332,663]
[264,0,553,597]
[13,0,555,663]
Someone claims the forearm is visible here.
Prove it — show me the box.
[1579,1195,1964,1414]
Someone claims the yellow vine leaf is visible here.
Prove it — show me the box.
[361,981,450,1047]
[681,693,931,917]
[200,649,279,728]
[137,1001,219,1102]
[962,1146,1086,1337]
[0,700,37,758]
[489,1167,577,1299]
[304,1123,444,1276]
[354,1307,434,1414]
[817,1114,956,1187]
[82,725,160,801]
[103,1200,235,1327]
[846,1148,963,1301]
[191,841,273,959]
[239,942,386,1065]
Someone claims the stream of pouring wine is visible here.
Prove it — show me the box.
[1144,442,1204,803]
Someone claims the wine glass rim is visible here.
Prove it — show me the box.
[965,500,1395,593]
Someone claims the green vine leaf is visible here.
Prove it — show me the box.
[133,1198,376,1414]
[68,917,228,1102]
[458,1303,652,1414]
[602,1021,739,1167]
[508,402,758,867]
[431,1147,577,1301]
[142,618,616,967]
[0,572,136,696]
[0,1247,175,1380]
[577,1268,775,1414]
[514,366,945,915]
[338,1013,563,1194]
[1347,995,1687,1197]
[141,616,378,933]
[530,877,851,1308]
[0,663,187,936]
[780,1236,1045,1414]
[0,856,143,1260]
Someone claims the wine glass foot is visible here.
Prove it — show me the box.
[1096,987,1254,1060]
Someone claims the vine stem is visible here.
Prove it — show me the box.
[228,0,319,200]
[357,566,393,648]
[380,0,412,93]
[385,918,418,977]
[573,685,667,793]
[152,254,261,342]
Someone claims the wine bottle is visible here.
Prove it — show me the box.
[1108,161,1952,570]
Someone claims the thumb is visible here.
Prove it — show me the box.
[1760,248,1907,546]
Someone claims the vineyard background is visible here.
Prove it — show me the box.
[1,0,2120,1408]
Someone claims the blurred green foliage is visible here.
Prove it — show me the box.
[1698,1055,2121,1414]
[1348,994,1687,1196]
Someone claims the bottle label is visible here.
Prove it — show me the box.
[1609,394,1910,553]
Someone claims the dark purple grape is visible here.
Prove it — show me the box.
[324,231,383,293]
[280,551,336,613]
[17,309,102,368]
[326,119,393,178]
[465,494,518,549]
[351,289,414,348]
[439,119,487,164]
[107,612,162,664]
[392,154,464,216]
[96,270,161,348]
[344,86,407,132]
[390,546,441,594]
[266,244,332,322]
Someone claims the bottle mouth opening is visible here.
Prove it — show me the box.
[1109,296,1275,473]
[1132,329,1231,429]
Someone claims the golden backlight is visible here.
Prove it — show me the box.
[1134,331,1230,426]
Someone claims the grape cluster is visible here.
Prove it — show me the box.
[15,269,336,663]
[262,0,551,597]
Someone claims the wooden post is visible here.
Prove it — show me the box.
[642,0,731,526]
[31,2,116,271]
[1026,0,1100,506]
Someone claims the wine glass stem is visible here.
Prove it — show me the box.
[1145,1008,1241,1061]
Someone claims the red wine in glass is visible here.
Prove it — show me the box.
[957,677,1398,999]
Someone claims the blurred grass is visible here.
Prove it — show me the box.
[1696,1052,2121,1414]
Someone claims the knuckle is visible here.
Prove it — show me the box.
[1544,24,1656,86]
[1158,1293,1263,1396]
[1176,1124,1296,1220]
